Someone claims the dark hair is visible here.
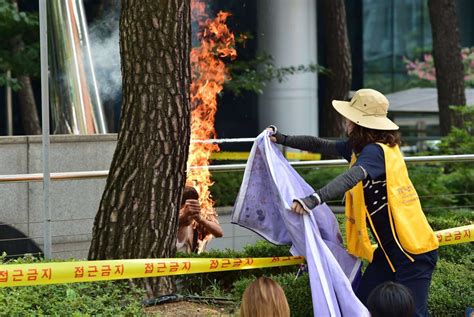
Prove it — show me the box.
[367,282,415,317]
[181,186,199,205]
[348,124,401,154]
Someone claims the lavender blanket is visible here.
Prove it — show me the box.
[232,131,369,316]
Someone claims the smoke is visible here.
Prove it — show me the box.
[86,3,201,103]
[88,8,121,103]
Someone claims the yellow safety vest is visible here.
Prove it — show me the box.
[345,143,439,272]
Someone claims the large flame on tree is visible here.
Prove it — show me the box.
[187,1,236,250]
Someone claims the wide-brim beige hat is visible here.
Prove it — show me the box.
[332,88,399,130]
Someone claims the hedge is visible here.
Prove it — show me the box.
[0,211,470,316]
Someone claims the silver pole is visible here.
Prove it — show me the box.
[39,0,51,259]
[6,70,13,136]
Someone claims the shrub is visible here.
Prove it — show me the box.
[426,210,474,264]
[408,164,455,210]
[0,277,143,316]
[232,273,312,317]
[210,171,244,207]
[429,259,474,316]
[176,241,295,294]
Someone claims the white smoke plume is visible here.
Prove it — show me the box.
[88,8,121,102]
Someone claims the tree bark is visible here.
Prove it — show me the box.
[11,0,41,135]
[321,0,352,138]
[88,0,191,297]
[16,74,42,135]
[428,0,466,136]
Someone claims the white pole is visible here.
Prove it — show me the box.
[39,0,51,259]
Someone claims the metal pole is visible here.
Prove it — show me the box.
[0,154,473,183]
[6,70,13,136]
[39,0,51,259]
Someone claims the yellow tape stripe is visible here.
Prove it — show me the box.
[371,224,474,249]
[0,225,471,287]
[0,256,304,287]
[436,224,473,246]
[210,152,321,161]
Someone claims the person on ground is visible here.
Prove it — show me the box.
[268,88,438,317]
[177,186,223,253]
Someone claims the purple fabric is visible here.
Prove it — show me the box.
[232,131,369,316]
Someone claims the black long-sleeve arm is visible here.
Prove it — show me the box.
[273,131,341,157]
[294,166,367,212]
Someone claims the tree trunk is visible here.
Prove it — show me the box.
[428,0,466,136]
[16,75,42,135]
[321,0,352,138]
[11,0,41,135]
[88,0,191,298]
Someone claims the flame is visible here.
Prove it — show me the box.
[187,1,236,245]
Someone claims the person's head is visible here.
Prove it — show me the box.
[181,186,199,207]
[240,277,290,317]
[367,282,415,317]
[333,89,401,153]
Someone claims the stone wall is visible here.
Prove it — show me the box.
[0,134,260,259]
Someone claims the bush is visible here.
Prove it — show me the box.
[426,210,474,264]
[408,164,455,210]
[232,273,312,317]
[176,241,295,294]
[0,263,144,316]
[210,171,243,206]
[429,259,474,316]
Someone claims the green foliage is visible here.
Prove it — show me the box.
[428,259,474,316]
[426,210,473,264]
[0,258,144,316]
[298,167,347,205]
[0,0,40,89]
[408,164,455,209]
[176,241,294,295]
[432,106,474,207]
[426,209,473,231]
[232,273,313,317]
[210,171,243,207]
[225,53,325,95]
[437,106,474,155]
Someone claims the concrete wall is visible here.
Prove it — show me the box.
[0,134,261,259]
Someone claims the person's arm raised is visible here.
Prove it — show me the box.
[186,199,224,238]
[267,125,341,156]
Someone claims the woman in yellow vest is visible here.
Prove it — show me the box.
[268,88,439,317]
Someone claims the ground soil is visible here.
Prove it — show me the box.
[143,300,238,316]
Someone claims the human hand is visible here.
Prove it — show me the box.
[184,199,202,221]
[290,193,321,214]
[266,125,277,143]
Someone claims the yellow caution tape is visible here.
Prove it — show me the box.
[436,224,473,246]
[0,256,304,288]
[210,151,321,161]
[0,226,471,288]
[371,224,473,249]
